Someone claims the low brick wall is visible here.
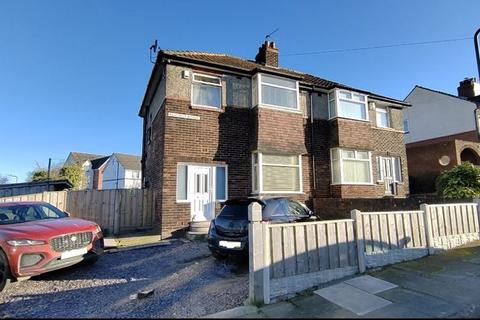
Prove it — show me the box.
[313,195,472,220]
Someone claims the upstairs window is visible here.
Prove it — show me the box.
[254,73,299,111]
[328,89,368,121]
[376,106,390,128]
[191,73,222,108]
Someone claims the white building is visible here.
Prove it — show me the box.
[102,153,142,189]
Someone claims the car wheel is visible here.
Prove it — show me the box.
[83,254,99,266]
[0,250,12,292]
[211,251,227,260]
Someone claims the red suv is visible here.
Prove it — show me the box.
[0,202,104,291]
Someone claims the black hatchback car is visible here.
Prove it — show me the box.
[207,197,315,258]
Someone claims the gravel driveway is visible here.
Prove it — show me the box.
[0,240,249,318]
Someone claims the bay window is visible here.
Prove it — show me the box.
[252,152,302,193]
[191,73,222,108]
[330,148,372,184]
[253,73,299,111]
[328,89,368,121]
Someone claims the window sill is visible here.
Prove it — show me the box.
[331,183,376,186]
[256,104,303,115]
[251,191,304,195]
[191,104,224,113]
[373,126,405,133]
[328,116,370,123]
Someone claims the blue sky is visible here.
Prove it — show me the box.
[0,0,479,182]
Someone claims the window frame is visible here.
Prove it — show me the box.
[377,156,403,183]
[176,163,228,203]
[330,148,373,185]
[251,152,303,194]
[328,89,369,122]
[375,106,391,128]
[254,73,300,112]
[191,73,223,109]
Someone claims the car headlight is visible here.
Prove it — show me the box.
[94,225,102,234]
[7,239,46,246]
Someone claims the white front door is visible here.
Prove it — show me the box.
[380,157,394,195]
[189,166,215,221]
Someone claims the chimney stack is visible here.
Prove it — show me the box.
[458,77,480,100]
[255,41,279,67]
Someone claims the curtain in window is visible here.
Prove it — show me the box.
[339,100,366,120]
[343,160,370,183]
[263,166,300,191]
[261,85,297,109]
[192,83,221,108]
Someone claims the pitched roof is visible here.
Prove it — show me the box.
[406,85,474,102]
[90,156,110,170]
[113,153,142,171]
[159,50,409,107]
[66,152,106,165]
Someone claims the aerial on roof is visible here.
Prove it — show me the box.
[159,49,410,107]
[112,153,141,171]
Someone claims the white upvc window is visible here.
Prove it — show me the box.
[330,148,373,185]
[376,106,390,128]
[328,89,368,121]
[378,156,403,183]
[253,73,300,111]
[191,73,222,108]
[252,152,302,193]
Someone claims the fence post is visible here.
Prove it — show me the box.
[351,209,366,273]
[248,201,269,305]
[420,204,434,255]
[113,190,122,235]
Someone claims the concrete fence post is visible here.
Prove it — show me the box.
[351,209,366,273]
[420,204,434,255]
[248,201,270,305]
[473,199,480,229]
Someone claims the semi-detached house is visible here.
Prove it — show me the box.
[139,41,410,238]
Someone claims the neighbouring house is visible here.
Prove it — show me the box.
[64,152,107,189]
[0,179,73,197]
[102,153,142,190]
[139,40,410,238]
[404,78,480,194]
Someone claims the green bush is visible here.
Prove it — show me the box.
[436,162,480,199]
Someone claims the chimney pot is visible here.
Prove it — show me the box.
[458,77,480,100]
[255,41,279,67]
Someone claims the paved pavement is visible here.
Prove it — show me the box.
[213,241,480,318]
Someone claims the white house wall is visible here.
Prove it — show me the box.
[405,87,477,143]
[124,170,142,189]
[102,156,126,189]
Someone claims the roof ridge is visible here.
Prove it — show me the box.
[414,85,471,102]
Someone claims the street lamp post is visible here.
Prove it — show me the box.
[7,174,18,183]
[475,27,480,80]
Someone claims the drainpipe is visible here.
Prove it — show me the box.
[475,27,480,80]
[310,87,316,192]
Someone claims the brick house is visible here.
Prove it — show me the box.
[139,41,410,238]
[404,78,480,193]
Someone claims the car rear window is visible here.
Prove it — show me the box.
[218,204,249,220]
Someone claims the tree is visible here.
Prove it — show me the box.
[0,175,9,184]
[436,162,480,199]
[59,165,86,190]
[30,170,49,181]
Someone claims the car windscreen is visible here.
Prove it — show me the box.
[217,204,249,220]
[0,204,67,225]
[287,200,311,216]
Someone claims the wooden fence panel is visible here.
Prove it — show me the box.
[0,189,155,235]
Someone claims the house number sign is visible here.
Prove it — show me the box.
[168,112,200,120]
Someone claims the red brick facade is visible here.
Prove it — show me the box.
[141,64,410,238]
[406,131,480,194]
